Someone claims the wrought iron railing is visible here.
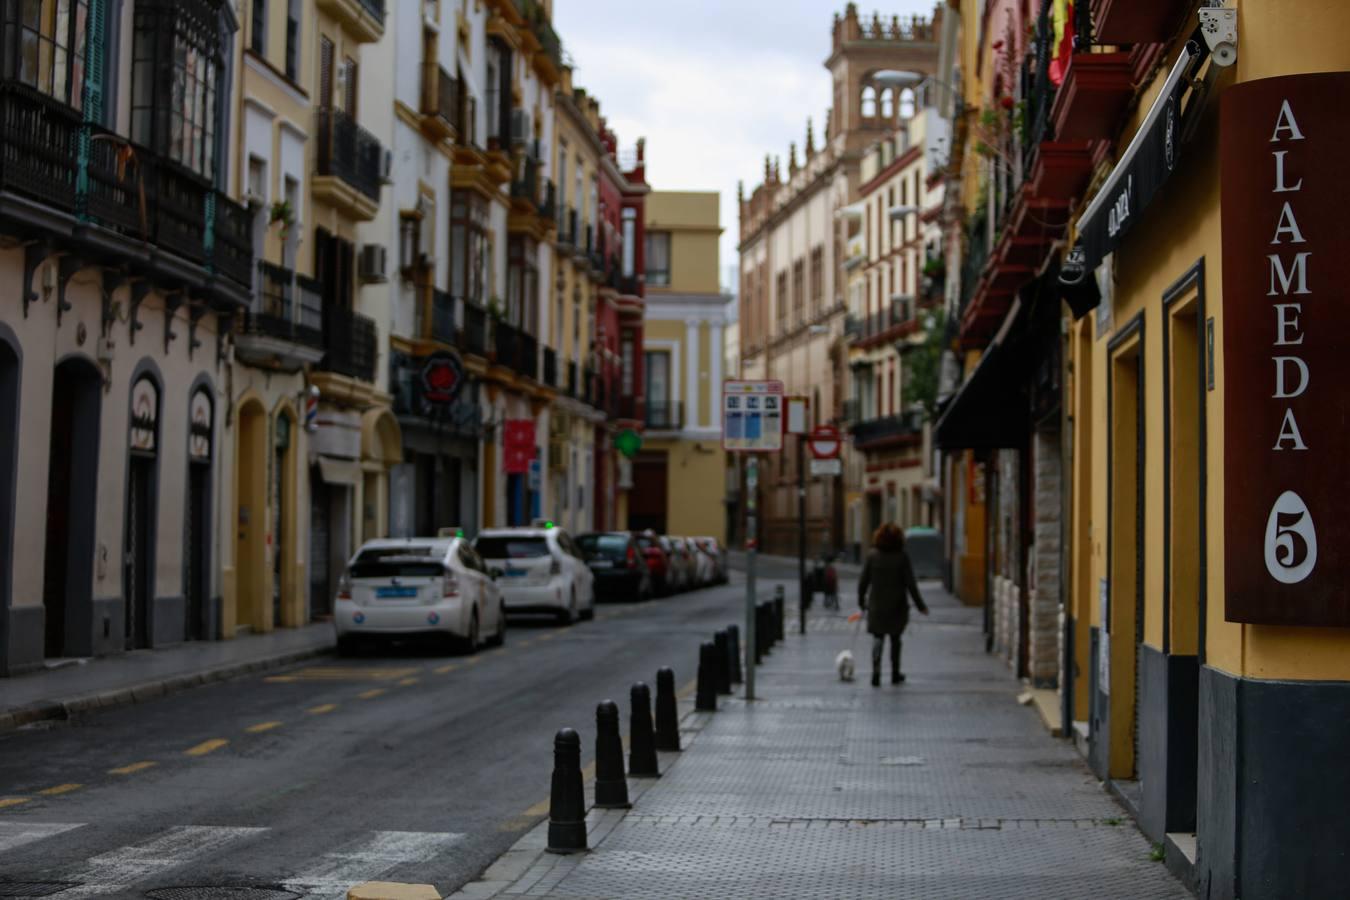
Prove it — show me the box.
[359,0,385,24]
[211,193,253,288]
[493,319,520,369]
[152,161,209,263]
[519,331,539,380]
[296,275,324,343]
[542,346,558,388]
[512,153,540,205]
[431,288,456,344]
[315,106,384,202]
[567,360,579,398]
[421,63,457,130]
[539,179,556,220]
[645,401,684,431]
[320,306,378,382]
[849,410,925,447]
[460,299,488,357]
[0,82,78,213]
[959,209,991,318]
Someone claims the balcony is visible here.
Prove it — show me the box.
[315,0,385,43]
[583,366,596,406]
[511,154,541,208]
[314,107,383,221]
[567,360,579,398]
[420,63,458,141]
[1051,52,1134,142]
[850,298,918,349]
[234,262,325,370]
[430,289,456,345]
[849,410,925,451]
[1092,0,1186,44]
[519,331,539,381]
[211,194,254,290]
[645,402,684,432]
[0,83,79,216]
[319,305,378,382]
[574,224,593,262]
[842,399,862,427]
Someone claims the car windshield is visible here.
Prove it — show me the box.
[349,549,445,580]
[578,534,629,560]
[636,536,657,551]
[475,536,550,559]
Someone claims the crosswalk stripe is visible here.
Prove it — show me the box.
[45,825,267,898]
[0,821,85,853]
[281,830,462,899]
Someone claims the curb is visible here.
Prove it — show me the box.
[0,644,333,734]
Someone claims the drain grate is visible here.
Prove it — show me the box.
[0,884,79,898]
[145,889,301,900]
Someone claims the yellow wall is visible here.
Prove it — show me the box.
[1070,0,1350,690]
[645,438,726,541]
[645,191,721,294]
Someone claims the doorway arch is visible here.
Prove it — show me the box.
[43,355,103,658]
[360,407,402,541]
[184,379,215,640]
[235,395,269,633]
[125,365,163,650]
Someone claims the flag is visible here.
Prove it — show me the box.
[1049,0,1075,86]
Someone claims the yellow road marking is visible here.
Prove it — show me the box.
[38,784,82,796]
[184,738,228,757]
[306,704,337,715]
[677,678,698,699]
[463,656,482,665]
[246,721,283,734]
[357,688,386,700]
[397,677,419,687]
[264,666,418,683]
[515,639,534,648]
[434,664,458,674]
[538,633,556,641]
[518,759,599,821]
[109,761,157,775]
[0,798,29,809]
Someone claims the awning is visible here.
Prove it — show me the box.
[934,299,1031,451]
[316,455,362,486]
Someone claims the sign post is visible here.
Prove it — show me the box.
[722,381,783,702]
[799,424,842,634]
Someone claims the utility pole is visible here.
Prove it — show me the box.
[798,434,807,635]
[745,456,758,701]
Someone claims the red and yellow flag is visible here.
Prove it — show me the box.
[1049,0,1076,86]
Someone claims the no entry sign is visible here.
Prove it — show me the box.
[807,425,842,460]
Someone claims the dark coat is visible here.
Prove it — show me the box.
[858,548,928,635]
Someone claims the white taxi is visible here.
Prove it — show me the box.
[334,537,505,655]
[473,526,595,624]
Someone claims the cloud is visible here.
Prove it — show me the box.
[551,1,936,283]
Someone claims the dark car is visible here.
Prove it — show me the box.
[636,532,674,596]
[577,532,653,602]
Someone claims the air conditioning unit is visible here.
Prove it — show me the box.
[511,109,531,146]
[358,244,388,283]
[380,149,394,184]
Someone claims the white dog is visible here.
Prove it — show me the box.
[835,649,856,682]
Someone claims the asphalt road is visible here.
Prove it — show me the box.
[0,578,756,898]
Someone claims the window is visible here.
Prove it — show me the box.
[131,4,224,179]
[251,0,266,55]
[621,334,634,395]
[485,51,499,141]
[861,85,877,118]
[557,139,568,220]
[285,0,300,80]
[810,246,823,317]
[318,36,333,105]
[507,236,539,331]
[247,155,265,200]
[622,208,636,277]
[776,271,788,327]
[881,88,894,118]
[6,0,93,111]
[645,351,671,416]
[450,190,489,303]
[791,259,805,325]
[645,232,671,287]
[572,287,580,355]
[340,56,358,115]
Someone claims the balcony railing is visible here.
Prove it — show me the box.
[851,298,916,344]
[459,299,489,357]
[583,366,596,406]
[240,262,324,351]
[539,179,556,220]
[844,314,864,338]
[959,210,991,318]
[320,306,378,382]
[315,107,383,202]
[359,0,385,22]
[212,193,253,288]
[849,410,925,448]
[542,346,558,388]
[297,275,323,339]
[567,360,579,398]
[512,154,540,206]
[420,63,457,133]
[842,398,862,426]
[493,319,520,369]
[0,82,78,213]
[645,402,684,431]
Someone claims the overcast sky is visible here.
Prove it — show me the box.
[552,0,934,291]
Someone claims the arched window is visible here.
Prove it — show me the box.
[899,88,916,120]
[861,85,877,118]
[880,89,895,119]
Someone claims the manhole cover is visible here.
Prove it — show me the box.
[0,884,79,898]
[145,889,301,900]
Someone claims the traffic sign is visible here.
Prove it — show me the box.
[786,397,809,435]
[807,424,842,460]
[809,457,842,477]
[722,380,784,452]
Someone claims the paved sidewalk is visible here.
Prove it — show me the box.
[453,581,1188,899]
[0,623,333,730]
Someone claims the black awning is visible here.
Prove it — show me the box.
[934,299,1031,451]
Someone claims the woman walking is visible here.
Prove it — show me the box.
[858,523,929,686]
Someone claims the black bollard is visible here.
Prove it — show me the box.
[655,667,681,751]
[695,642,718,712]
[629,682,661,777]
[713,630,732,695]
[546,728,587,854]
[775,589,786,641]
[726,624,743,684]
[754,604,767,663]
[594,700,630,809]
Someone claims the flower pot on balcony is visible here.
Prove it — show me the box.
[1051,52,1134,143]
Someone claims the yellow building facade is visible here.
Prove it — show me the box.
[635,192,728,543]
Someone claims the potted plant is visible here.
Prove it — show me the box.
[269,199,295,242]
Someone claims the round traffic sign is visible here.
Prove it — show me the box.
[808,425,842,460]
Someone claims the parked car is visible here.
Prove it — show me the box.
[693,536,728,585]
[904,526,944,580]
[335,537,504,655]
[636,531,675,596]
[473,527,595,625]
[577,532,653,602]
[667,537,699,591]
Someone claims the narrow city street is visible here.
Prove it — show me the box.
[0,583,744,897]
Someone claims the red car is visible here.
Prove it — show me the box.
[637,532,674,596]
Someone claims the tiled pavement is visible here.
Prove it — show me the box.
[451,580,1190,899]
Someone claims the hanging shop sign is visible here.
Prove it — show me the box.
[503,418,537,475]
[419,351,465,406]
[130,376,159,453]
[1220,72,1350,626]
[1074,42,1197,275]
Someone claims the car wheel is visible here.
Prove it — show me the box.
[580,588,595,621]
[557,590,577,626]
[336,634,360,657]
[461,610,480,655]
[488,602,506,646]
